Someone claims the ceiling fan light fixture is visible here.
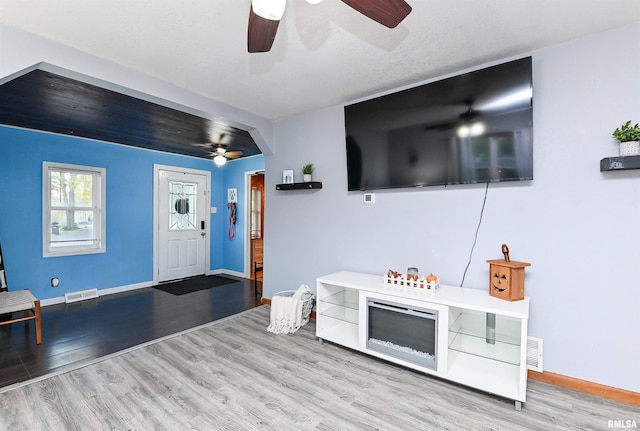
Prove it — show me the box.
[252,0,286,20]
[213,154,227,167]
[457,121,485,138]
[470,122,485,136]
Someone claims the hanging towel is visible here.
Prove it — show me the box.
[267,294,303,334]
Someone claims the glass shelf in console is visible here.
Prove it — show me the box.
[319,289,359,325]
[320,306,358,325]
[448,309,522,366]
[320,290,358,310]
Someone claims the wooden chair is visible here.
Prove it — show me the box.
[0,242,42,344]
[0,289,42,344]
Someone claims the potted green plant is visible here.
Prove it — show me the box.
[613,120,640,156]
[302,163,314,182]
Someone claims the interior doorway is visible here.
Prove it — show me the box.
[247,171,264,286]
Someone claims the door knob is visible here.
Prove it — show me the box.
[201,232,206,237]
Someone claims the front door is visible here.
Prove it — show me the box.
[157,168,208,282]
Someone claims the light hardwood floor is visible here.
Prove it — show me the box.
[0,306,636,430]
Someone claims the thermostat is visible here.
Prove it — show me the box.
[363,192,375,204]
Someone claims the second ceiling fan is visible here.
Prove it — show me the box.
[248,0,413,53]
[193,134,243,166]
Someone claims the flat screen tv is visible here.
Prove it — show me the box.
[344,57,533,191]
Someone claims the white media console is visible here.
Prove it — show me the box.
[316,271,530,410]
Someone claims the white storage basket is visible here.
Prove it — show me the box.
[273,288,315,324]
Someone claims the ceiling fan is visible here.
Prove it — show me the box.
[248,0,413,53]
[210,146,243,167]
[194,134,243,166]
[423,100,486,137]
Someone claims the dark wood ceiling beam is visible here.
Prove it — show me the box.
[0,69,261,160]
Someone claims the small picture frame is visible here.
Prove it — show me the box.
[282,169,294,184]
[227,188,237,203]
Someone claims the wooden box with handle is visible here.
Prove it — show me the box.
[487,244,531,301]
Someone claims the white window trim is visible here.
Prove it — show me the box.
[43,162,106,257]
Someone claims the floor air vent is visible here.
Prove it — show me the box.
[527,336,543,372]
[65,288,99,304]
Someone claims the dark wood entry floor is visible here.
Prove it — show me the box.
[0,276,262,389]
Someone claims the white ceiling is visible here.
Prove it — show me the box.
[1,0,639,121]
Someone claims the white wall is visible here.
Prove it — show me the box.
[264,23,640,393]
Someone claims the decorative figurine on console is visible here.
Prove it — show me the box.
[486,244,531,301]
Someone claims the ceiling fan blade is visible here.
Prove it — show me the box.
[341,0,412,28]
[247,4,281,53]
[226,151,243,159]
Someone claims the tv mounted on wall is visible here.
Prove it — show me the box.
[344,57,533,191]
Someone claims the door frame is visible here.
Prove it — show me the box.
[153,164,211,285]
[244,169,263,279]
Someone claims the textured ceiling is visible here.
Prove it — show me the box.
[0,1,639,121]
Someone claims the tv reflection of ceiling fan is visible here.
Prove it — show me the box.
[423,100,484,137]
[248,0,413,53]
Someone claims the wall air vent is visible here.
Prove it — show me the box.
[64,288,99,304]
[527,336,543,372]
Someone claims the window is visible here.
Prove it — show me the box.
[43,162,106,257]
[169,180,198,231]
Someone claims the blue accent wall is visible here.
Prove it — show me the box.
[0,125,264,300]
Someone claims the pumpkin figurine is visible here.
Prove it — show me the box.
[425,273,439,290]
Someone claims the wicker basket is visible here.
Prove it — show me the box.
[273,289,315,324]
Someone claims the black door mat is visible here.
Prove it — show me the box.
[154,275,239,296]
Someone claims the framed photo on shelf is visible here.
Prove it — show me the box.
[282,169,294,184]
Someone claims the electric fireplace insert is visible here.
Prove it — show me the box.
[366,299,438,370]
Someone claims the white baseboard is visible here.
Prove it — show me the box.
[39,272,245,307]
[40,281,153,307]
[101,281,153,296]
[40,296,66,306]
[216,269,245,278]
